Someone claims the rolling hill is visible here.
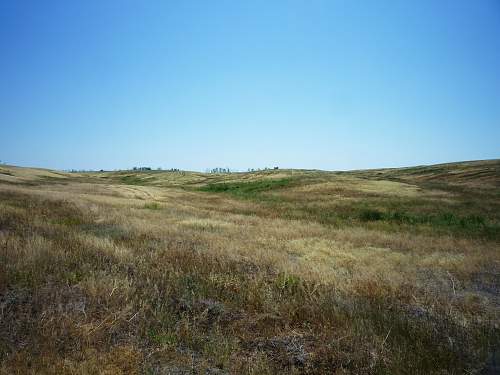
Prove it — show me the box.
[0,159,499,374]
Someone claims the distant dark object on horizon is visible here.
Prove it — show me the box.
[133,167,152,171]
[210,167,231,174]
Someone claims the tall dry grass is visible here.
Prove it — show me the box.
[0,163,499,374]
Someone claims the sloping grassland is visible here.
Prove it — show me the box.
[0,160,499,374]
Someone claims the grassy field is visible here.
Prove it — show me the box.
[0,160,499,374]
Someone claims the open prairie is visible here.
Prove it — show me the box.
[0,160,499,374]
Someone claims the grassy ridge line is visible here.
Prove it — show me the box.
[1,159,498,189]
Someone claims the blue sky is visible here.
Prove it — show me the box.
[1,1,499,171]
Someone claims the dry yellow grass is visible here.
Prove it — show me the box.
[0,161,499,374]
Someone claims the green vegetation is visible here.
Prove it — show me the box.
[356,208,498,237]
[198,178,294,198]
[120,175,146,185]
[359,208,486,228]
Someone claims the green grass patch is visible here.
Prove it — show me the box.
[148,329,178,347]
[198,178,294,199]
[358,209,488,228]
[120,175,145,185]
[357,208,498,238]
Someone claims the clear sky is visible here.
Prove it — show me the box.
[1,1,499,171]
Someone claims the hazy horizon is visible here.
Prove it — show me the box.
[1,1,499,171]
[3,157,499,174]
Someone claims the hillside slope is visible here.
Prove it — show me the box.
[1,159,498,189]
[0,159,499,374]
